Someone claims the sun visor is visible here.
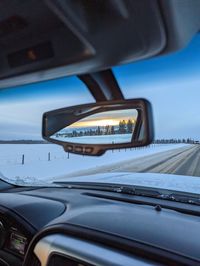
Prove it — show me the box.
[0,0,199,88]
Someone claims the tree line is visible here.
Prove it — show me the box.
[153,138,199,144]
[56,119,135,138]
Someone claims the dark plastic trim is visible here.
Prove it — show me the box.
[23,223,200,266]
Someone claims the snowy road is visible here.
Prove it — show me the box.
[0,143,196,184]
[61,144,200,178]
[139,144,200,176]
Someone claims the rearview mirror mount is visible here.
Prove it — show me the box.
[42,99,154,156]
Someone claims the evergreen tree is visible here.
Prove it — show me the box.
[97,126,101,135]
[127,119,133,133]
[111,126,115,135]
[105,125,110,135]
[119,120,126,134]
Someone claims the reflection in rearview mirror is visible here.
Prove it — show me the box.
[43,99,153,156]
[51,109,138,145]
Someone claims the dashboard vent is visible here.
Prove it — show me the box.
[47,254,92,266]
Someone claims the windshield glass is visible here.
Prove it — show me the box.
[1,34,200,195]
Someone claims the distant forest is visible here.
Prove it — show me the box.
[0,139,199,144]
[56,119,135,138]
[0,140,48,144]
[153,138,199,144]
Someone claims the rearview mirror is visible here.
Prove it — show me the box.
[42,99,154,156]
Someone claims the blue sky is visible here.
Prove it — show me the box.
[113,33,200,140]
[0,33,200,140]
[0,77,94,140]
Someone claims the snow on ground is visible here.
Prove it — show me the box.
[53,133,132,144]
[0,143,189,185]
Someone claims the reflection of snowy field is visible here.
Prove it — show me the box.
[53,133,132,144]
[0,143,188,185]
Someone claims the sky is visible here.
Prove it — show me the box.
[0,33,200,140]
[113,33,200,140]
[69,109,137,128]
[0,77,94,140]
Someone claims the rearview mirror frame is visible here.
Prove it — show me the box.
[42,99,154,156]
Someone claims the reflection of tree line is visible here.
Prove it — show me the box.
[56,119,134,138]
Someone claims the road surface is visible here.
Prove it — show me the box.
[64,145,200,178]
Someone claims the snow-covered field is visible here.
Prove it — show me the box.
[0,143,188,185]
[53,133,132,144]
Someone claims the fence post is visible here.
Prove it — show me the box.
[48,152,50,161]
[22,154,24,165]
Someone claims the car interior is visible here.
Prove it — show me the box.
[0,0,200,265]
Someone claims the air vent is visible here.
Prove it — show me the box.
[47,254,93,266]
[0,15,27,38]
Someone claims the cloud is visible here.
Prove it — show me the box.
[0,83,95,140]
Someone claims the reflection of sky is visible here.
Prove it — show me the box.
[0,33,200,140]
[71,109,138,128]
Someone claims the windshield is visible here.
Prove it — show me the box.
[1,34,200,195]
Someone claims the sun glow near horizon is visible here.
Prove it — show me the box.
[67,109,138,129]
[70,117,136,128]
[72,118,119,128]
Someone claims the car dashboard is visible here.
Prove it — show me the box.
[0,186,200,266]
